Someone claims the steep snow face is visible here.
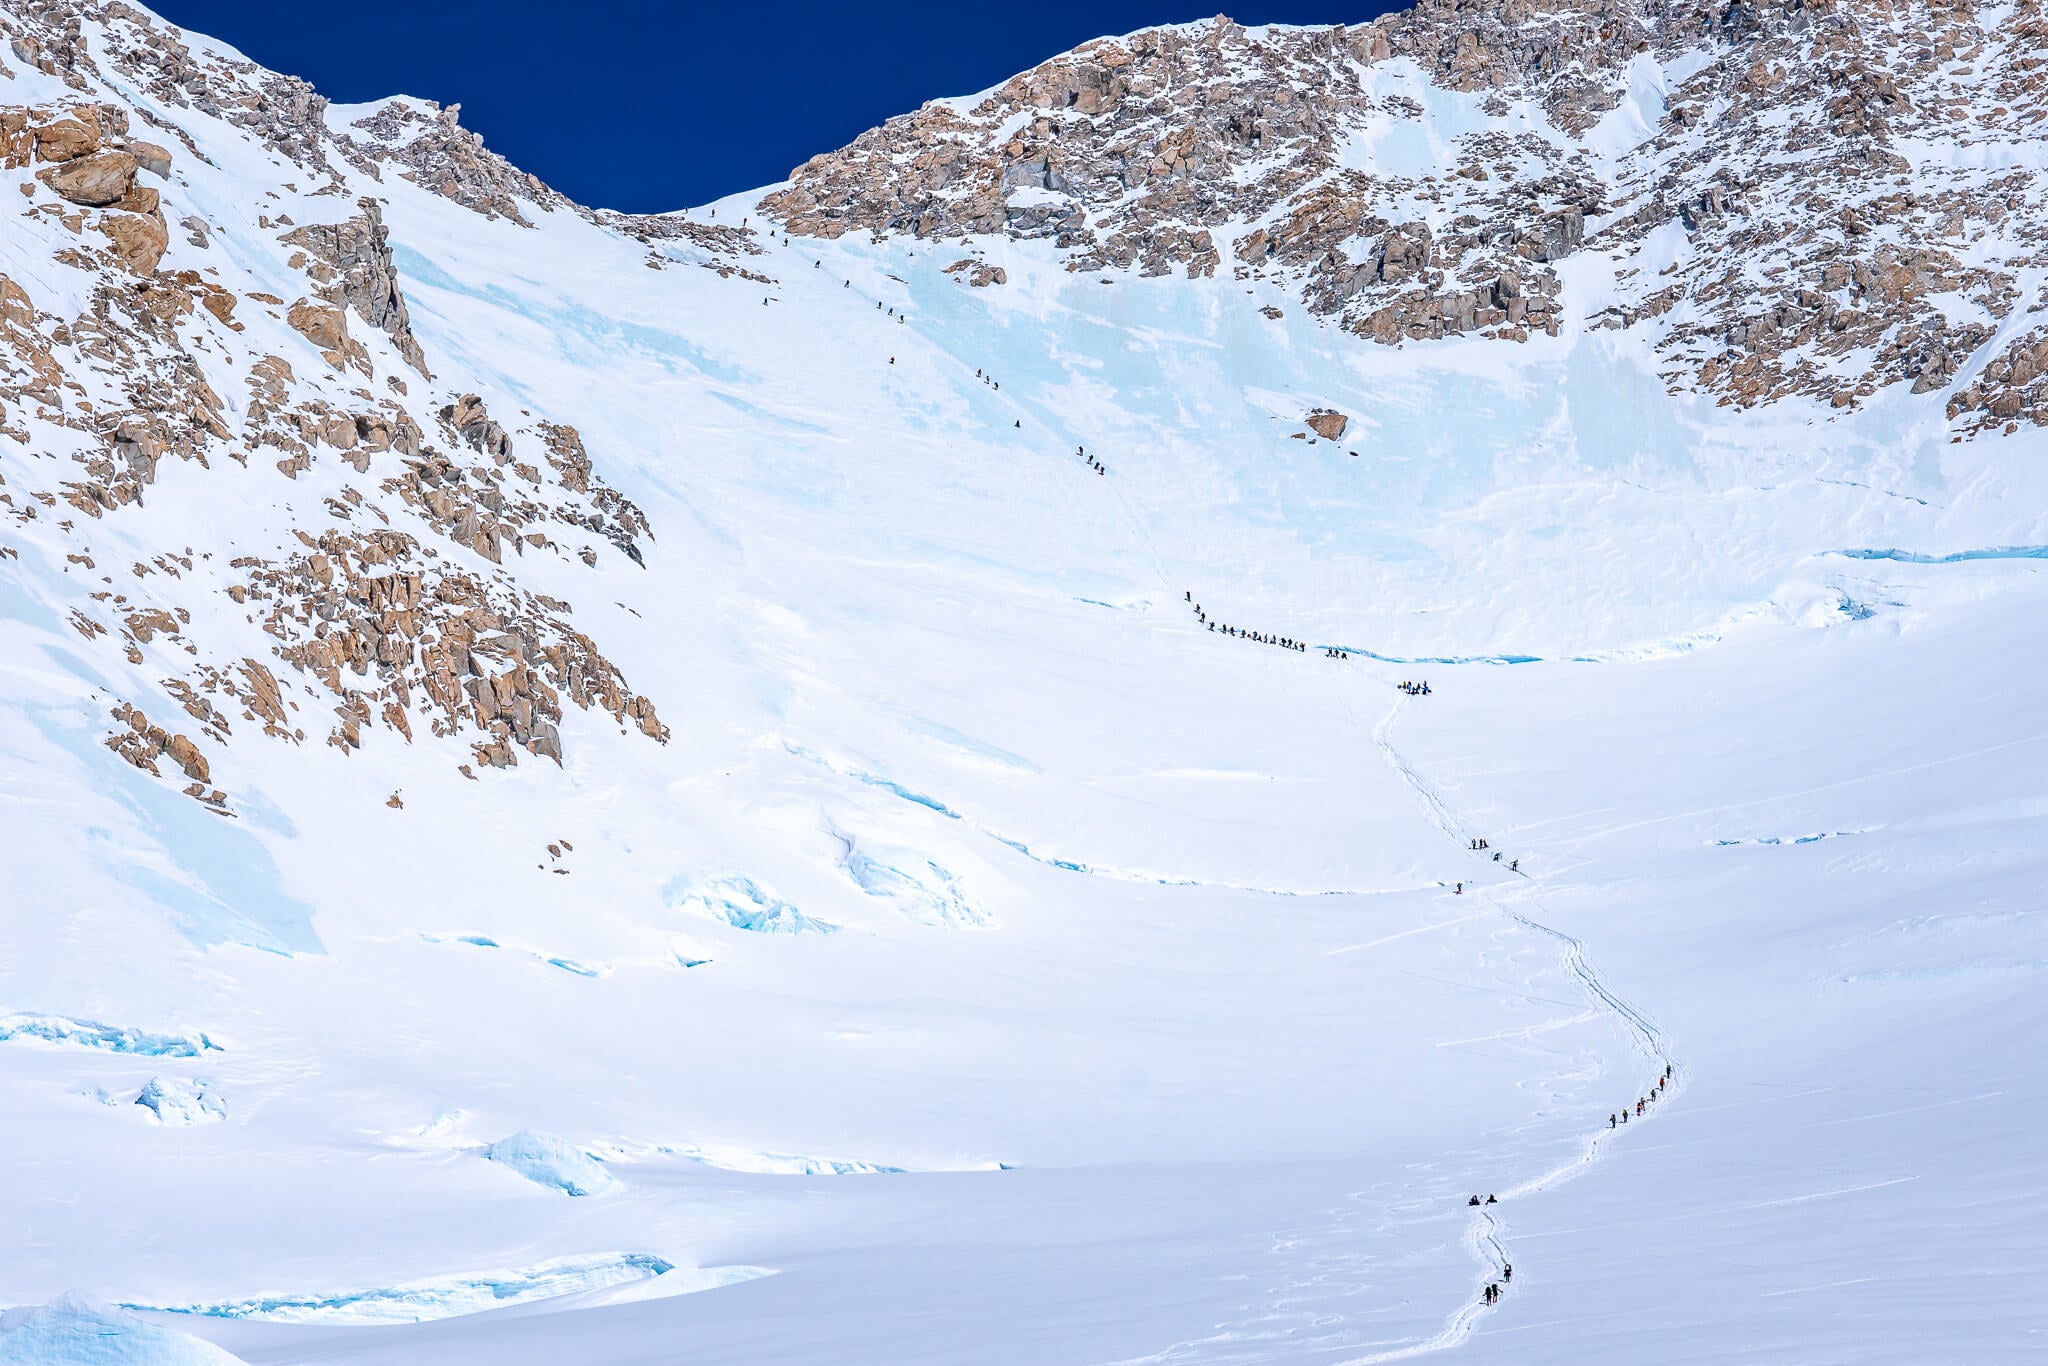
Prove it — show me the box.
[2,2,2047,1365]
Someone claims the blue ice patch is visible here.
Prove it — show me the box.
[0,1013,219,1056]
[483,1130,619,1197]
[667,874,838,935]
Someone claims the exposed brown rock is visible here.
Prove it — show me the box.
[34,117,100,162]
[99,210,168,275]
[40,148,137,206]
[1306,410,1349,441]
[282,199,431,377]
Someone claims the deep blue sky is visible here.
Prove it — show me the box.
[150,1,1393,212]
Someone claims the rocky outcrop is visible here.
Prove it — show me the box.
[1306,410,1349,440]
[283,200,432,377]
[757,9,1620,319]
[339,100,564,226]
[39,147,136,205]
[98,208,168,275]
[761,0,2048,397]
[945,259,1009,287]
[1948,328,2048,434]
[231,528,666,768]
[0,6,668,795]
[6,103,171,279]
[105,702,227,811]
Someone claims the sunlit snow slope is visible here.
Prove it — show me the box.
[2,5,2046,1365]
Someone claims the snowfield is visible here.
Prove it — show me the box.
[3,10,2047,1365]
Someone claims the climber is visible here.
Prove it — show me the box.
[1503,1264,1512,1283]
[1455,882,1463,895]
[1494,851,1502,862]
[1468,1196,1481,1207]
[889,357,895,365]
[1510,859,1518,872]
[1014,420,1021,428]
[1609,1113,1617,1128]
[1485,1194,1497,1205]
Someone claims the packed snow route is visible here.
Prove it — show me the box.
[801,239,1682,1359]
[1332,695,1679,1363]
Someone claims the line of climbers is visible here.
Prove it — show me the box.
[1609,1064,1674,1128]
[1465,1070,1678,1309]
[1185,591,1307,652]
[1468,837,1519,873]
[1463,1193,1513,1308]
[1399,680,1431,695]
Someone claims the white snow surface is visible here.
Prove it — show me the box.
[3,8,2048,1365]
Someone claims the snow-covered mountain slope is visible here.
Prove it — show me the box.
[1,1,2044,1362]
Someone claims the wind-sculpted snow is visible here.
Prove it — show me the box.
[481,1131,620,1197]
[0,1014,219,1057]
[0,1293,247,1365]
[667,875,839,935]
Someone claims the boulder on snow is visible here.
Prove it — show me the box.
[127,141,172,178]
[40,149,138,207]
[1306,409,1349,440]
[286,298,348,352]
[99,211,168,276]
[33,118,100,162]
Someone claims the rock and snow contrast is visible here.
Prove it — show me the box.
[2,0,2045,1361]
